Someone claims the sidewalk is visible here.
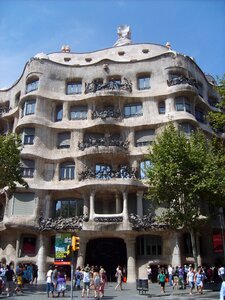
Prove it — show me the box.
[0,281,220,299]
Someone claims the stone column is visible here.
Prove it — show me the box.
[122,191,128,221]
[15,232,21,266]
[137,191,143,216]
[116,193,122,214]
[76,239,86,269]
[83,194,89,218]
[89,191,95,221]
[63,102,69,120]
[171,232,182,267]
[36,233,48,281]
[126,238,136,283]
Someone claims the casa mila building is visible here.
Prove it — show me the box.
[0,26,223,282]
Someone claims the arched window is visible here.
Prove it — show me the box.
[26,77,39,93]
[57,132,71,149]
[175,97,191,113]
[23,128,35,145]
[59,161,75,180]
[22,99,36,117]
[21,159,35,178]
[137,75,151,90]
[135,129,155,147]
[55,105,63,122]
[70,105,87,120]
[158,101,165,114]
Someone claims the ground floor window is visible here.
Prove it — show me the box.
[22,236,36,255]
[137,235,162,256]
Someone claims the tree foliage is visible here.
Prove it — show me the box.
[0,133,28,191]
[146,123,225,230]
[207,74,225,132]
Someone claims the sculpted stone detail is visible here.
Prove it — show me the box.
[94,216,123,223]
[167,75,198,88]
[92,106,121,120]
[85,78,132,94]
[114,25,132,47]
[78,135,129,151]
[79,165,138,181]
[129,213,168,231]
[39,215,88,231]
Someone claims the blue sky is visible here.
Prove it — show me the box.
[0,0,224,88]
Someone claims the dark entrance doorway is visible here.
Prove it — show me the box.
[85,238,127,282]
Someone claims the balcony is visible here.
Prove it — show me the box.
[85,78,132,94]
[79,165,138,181]
[78,135,129,151]
[167,75,198,89]
[92,106,121,120]
[39,215,87,232]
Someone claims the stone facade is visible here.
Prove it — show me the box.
[0,31,222,282]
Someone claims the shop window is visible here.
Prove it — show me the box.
[22,236,36,255]
[137,235,162,256]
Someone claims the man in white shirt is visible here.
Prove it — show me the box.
[219,266,225,281]
[46,265,54,298]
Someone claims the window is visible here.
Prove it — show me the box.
[57,132,71,149]
[123,103,143,118]
[137,235,162,256]
[135,129,155,147]
[140,160,152,179]
[138,76,150,90]
[59,161,75,180]
[208,97,219,107]
[55,198,83,218]
[67,81,82,94]
[15,92,21,106]
[195,108,205,123]
[22,236,36,255]
[95,164,112,179]
[175,97,191,113]
[179,123,195,135]
[55,105,63,122]
[26,79,39,93]
[197,82,203,98]
[21,159,35,178]
[70,106,87,120]
[12,192,35,215]
[0,203,4,221]
[22,100,36,116]
[23,128,35,145]
[158,101,165,114]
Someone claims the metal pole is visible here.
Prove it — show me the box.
[70,252,74,300]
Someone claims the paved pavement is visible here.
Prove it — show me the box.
[0,281,220,300]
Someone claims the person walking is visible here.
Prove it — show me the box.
[93,266,101,299]
[158,269,166,293]
[99,267,107,298]
[187,266,195,295]
[5,264,15,297]
[82,265,91,298]
[115,266,123,291]
[167,264,173,286]
[195,267,205,295]
[46,265,54,298]
[56,268,66,297]
[147,264,152,283]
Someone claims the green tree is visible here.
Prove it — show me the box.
[207,74,225,132]
[146,123,225,267]
[0,133,28,191]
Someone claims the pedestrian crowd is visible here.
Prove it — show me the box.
[147,262,225,297]
[0,261,38,297]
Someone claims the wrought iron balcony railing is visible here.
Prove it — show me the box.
[78,135,129,151]
[39,215,88,231]
[129,213,168,230]
[167,76,198,88]
[85,78,132,94]
[92,107,121,120]
[79,165,138,181]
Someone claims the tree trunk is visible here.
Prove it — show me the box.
[189,228,198,269]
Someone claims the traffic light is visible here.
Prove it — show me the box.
[67,245,72,256]
[72,235,80,251]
